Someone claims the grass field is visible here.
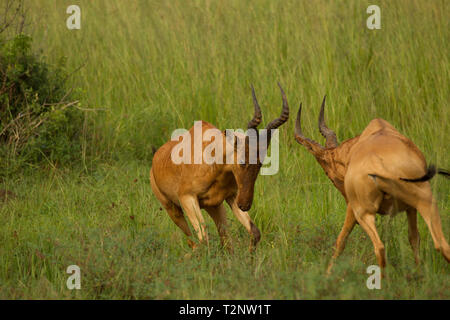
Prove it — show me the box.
[0,0,449,299]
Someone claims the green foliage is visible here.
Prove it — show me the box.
[1,35,62,110]
[0,34,83,170]
[22,104,83,164]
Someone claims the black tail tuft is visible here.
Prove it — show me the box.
[437,168,450,179]
[400,165,437,182]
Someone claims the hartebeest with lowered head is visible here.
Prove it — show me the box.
[150,84,289,250]
[294,96,450,272]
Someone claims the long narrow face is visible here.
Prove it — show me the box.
[232,136,263,211]
[231,83,289,212]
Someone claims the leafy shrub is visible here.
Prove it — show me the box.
[0,34,84,171]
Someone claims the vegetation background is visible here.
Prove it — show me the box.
[0,0,448,299]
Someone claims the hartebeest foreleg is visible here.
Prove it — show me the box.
[179,195,209,245]
[205,204,230,249]
[327,204,357,274]
[226,197,261,250]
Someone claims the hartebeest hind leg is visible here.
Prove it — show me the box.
[226,197,261,250]
[179,195,209,245]
[415,200,450,263]
[327,204,357,274]
[380,180,450,263]
[406,207,420,265]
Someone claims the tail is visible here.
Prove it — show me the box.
[400,165,449,182]
[437,168,450,179]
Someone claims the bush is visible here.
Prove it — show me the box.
[0,33,84,171]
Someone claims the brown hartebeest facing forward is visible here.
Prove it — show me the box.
[150,84,289,250]
[294,96,450,272]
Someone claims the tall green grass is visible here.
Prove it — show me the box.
[0,0,448,299]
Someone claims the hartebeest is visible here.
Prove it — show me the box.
[294,96,450,272]
[150,84,289,250]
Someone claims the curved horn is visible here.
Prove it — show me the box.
[295,102,305,139]
[265,82,289,131]
[318,95,339,148]
[295,102,325,153]
[247,85,262,129]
